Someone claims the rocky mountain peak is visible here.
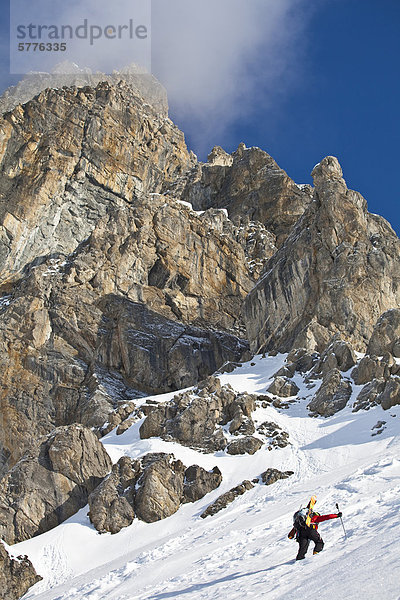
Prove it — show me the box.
[243,157,400,353]
[311,155,344,187]
[312,155,368,243]
[0,78,193,283]
[207,145,233,167]
[0,62,168,117]
[179,143,313,248]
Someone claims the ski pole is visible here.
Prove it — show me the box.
[336,503,347,539]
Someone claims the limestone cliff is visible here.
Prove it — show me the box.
[0,192,252,477]
[0,82,257,478]
[243,156,400,353]
[0,79,191,281]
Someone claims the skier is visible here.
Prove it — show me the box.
[288,503,342,560]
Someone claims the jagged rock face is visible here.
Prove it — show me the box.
[95,298,248,392]
[0,80,193,282]
[0,289,140,477]
[0,424,112,544]
[0,293,245,476]
[243,156,400,354]
[0,193,251,477]
[193,207,277,280]
[234,219,277,279]
[180,144,312,247]
[139,376,260,453]
[61,195,254,332]
[0,541,42,600]
[88,454,222,533]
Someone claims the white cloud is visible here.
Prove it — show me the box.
[151,0,312,155]
[6,0,314,157]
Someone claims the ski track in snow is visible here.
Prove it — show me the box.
[12,354,400,600]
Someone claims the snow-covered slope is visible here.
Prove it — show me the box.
[12,355,400,600]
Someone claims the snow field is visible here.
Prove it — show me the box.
[11,354,400,600]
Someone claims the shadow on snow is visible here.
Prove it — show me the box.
[147,561,294,599]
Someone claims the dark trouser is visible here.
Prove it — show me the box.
[296,528,324,560]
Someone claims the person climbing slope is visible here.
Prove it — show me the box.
[288,500,342,560]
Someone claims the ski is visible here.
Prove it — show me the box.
[305,495,317,527]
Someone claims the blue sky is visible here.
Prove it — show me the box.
[1,0,399,233]
[154,0,400,234]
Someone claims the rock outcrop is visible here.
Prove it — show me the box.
[183,465,222,504]
[88,453,222,533]
[139,377,261,454]
[315,338,357,374]
[0,424,112,544]
[308,369,352,417]
[267,376,300,397]
[351,355,389,385]
[87,456,138,535]
[200,480,254,518]
[260,468,294,485]
[377,378,400,410]
[353,377,400,412]
[226,436,263,455]
[256,421,290,449]
[243,156,400,354]
[286,348,319,373]
[200,468,294,519]
[353,379,386,412]
[0,542,41,600]
[135,453,186,523]
[367,309,400,357]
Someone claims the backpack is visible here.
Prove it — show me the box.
[293,508,308,529]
